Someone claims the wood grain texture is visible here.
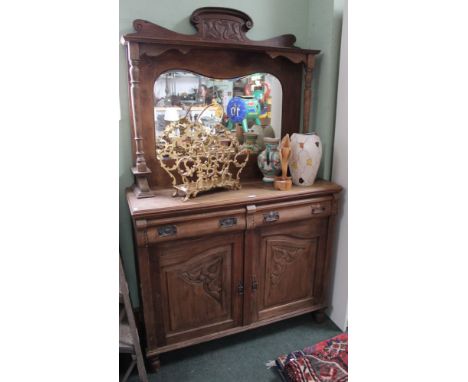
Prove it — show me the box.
[142,208,247,245]
[147,233,244,346]
[129,181,341,363]
[128,180,341,219]
[303,54,316,133]
[253,219,328,322]
[146,302,327,357]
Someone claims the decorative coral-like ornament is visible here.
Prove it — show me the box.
[156,104,249,201]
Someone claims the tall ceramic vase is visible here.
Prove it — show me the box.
[257,137,281,182]
[289,133,322,186]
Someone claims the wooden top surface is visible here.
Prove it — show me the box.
[127,180,342,219]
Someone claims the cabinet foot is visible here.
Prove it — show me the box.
[148,355,160,372]
[313,310,326,323]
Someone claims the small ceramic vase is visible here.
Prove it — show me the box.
[289,132,322,186]
[257,137,281,182]
[249,124,275,151]
[241,132,260,154]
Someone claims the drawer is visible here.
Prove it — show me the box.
[253,198,332,228]
[145,209,246,244]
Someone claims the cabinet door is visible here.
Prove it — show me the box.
[249,218,329,323]
[153,232,243,345]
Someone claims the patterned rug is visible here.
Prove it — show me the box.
[274,333,348,382]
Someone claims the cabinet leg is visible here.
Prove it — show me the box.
[147,355,160,372]
[313,309,327,323]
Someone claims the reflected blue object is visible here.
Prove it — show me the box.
[226,96,262,133]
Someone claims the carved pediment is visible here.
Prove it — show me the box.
[125,7,298,49]
[191,7,253,42]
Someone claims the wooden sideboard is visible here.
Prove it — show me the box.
[127,180,341,369]
[121,7,342,370]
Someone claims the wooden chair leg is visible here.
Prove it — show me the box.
[121,357,136,382]
[136,353,150,381]
[120,255,149,381]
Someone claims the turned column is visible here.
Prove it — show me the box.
[127,42,154,198]
[302,54,316,134]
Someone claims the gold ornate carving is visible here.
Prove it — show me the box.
[156,104,249,201]
[180,256,223,304]
[270,244,305,285]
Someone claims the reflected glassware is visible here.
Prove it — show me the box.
[250,124,275,151]
[153,71,283,141]
[241,132,260,154]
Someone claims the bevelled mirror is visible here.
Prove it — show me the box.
[153,70,282,148]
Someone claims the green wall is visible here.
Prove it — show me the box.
[119,0,344,306]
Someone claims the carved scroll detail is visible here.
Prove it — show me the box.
[191,7,252,42]
[180,256,223,304]
[270,245,305,285]
[201,19,245,41]
[124,8,298,48]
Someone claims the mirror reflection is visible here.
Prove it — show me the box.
[154,71,282,149]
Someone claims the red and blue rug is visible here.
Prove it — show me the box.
[274,333,348,382]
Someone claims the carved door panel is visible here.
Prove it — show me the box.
[154,232,243,345]
[250,218,329,322]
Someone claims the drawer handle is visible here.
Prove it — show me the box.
[219,217,237,228]
[237,281,244,295]
[264,211,279,223]
[157,225,177,237]
[311,205,326,214]
[252,277,258,292]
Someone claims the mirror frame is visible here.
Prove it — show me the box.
[122,7,320,196]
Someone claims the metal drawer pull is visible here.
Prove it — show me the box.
[264,211,279,223]
[219,217,237,228]
[157,225,177,237]
[311,205,326,214]
[252,277,258,291]
[237,281,244,295]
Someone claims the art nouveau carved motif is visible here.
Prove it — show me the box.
[125,8,298,49]
[191,7,252,41]
[179,255,223,304]
[270,244,305,285]
[201,19,245,41]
